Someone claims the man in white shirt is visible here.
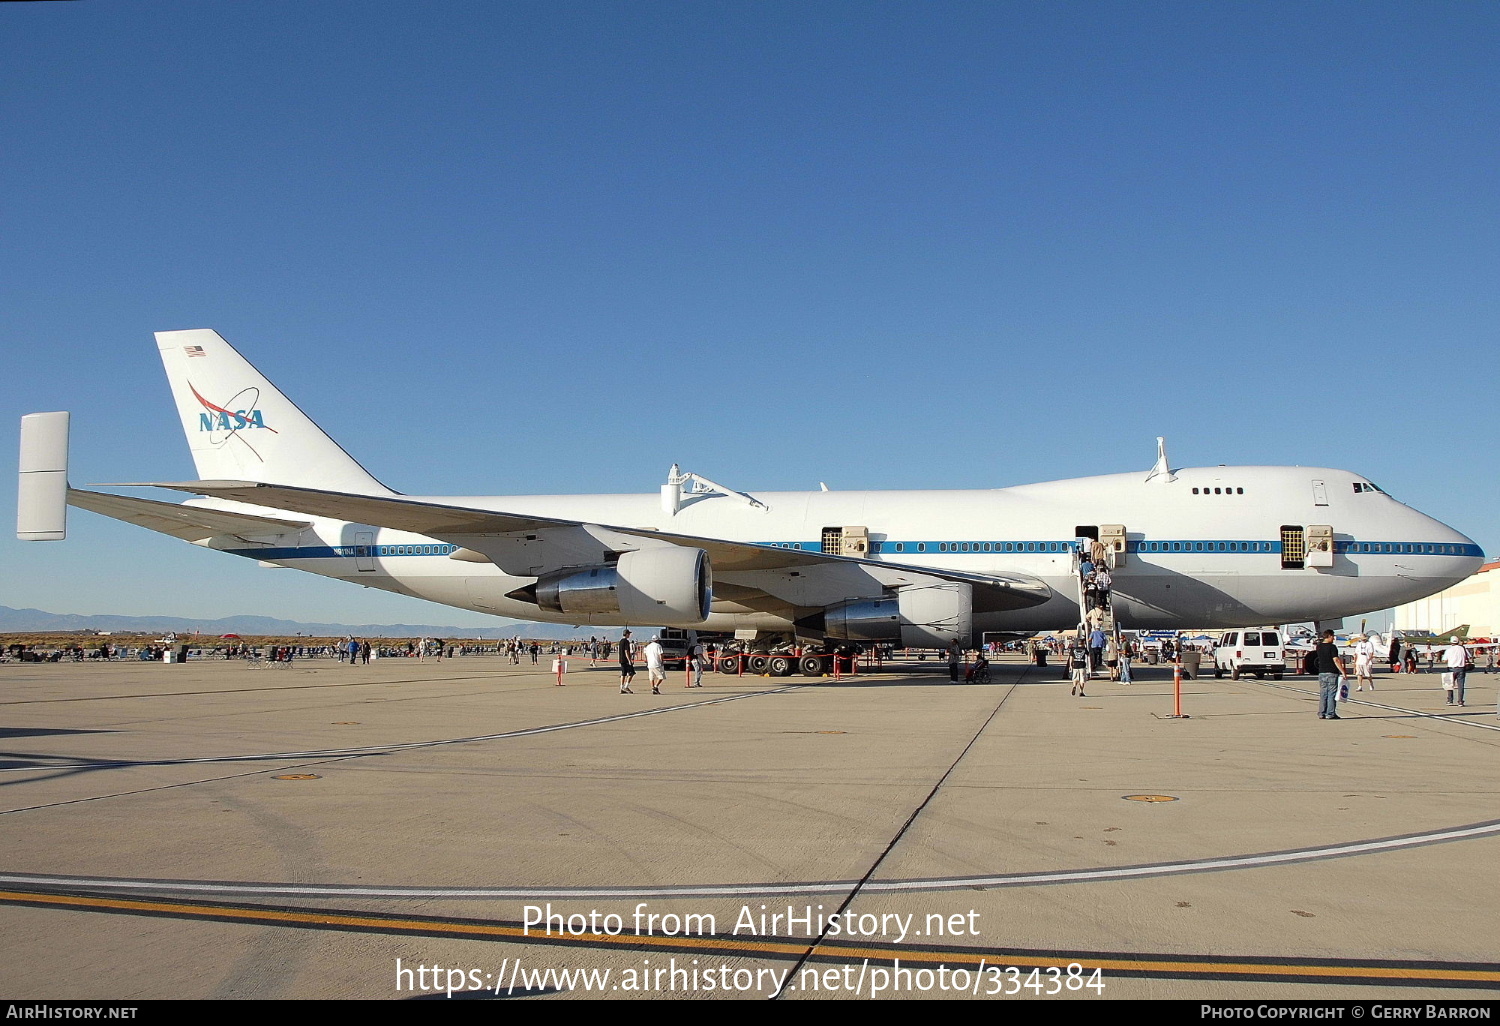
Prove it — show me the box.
[1353,636,1376,691]
[1444,641,1469,707]
[644,637,666,695]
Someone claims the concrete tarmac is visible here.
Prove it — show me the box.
[1,652,1497,1000]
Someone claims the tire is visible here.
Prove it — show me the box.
[768,655,795,677]
[1214,666,1224,679]
[799,655,828,677]
[1271,672,1283,680]
[747,654,771,675]
[1230,666,1241,680]
[718,655,740,674]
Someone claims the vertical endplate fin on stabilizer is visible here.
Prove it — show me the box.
[17,411,69,540]
[155,329,392,495]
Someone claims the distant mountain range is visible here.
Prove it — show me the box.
[0,605,614,640]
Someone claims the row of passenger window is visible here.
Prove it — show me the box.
[767,540,1467,555]
[1138,541,1270,552]
[345,544,457,556]
[892,541,1070,553]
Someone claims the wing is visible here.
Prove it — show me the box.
[128,480,1052,612]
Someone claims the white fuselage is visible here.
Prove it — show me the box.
[210,465,1482,637]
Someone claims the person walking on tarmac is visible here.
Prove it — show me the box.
[947,639,962,683]
[617,630,636,694]
[644,636,666,695]
[687,639,706,688]
[1069,639,1090,697]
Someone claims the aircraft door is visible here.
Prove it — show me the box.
[1099,524,1127,567]
[1306,525,1334,567]
[354,531,376,572]
[821,526,869,557]
[1280,526,1305,570]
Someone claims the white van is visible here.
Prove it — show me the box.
[1214,629,1286,680]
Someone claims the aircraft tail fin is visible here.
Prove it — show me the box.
[155,329,392,495]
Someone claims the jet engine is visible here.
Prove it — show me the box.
[522,547,712,625]
[819,582,972,648]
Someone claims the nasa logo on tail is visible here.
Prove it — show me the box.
[189,382,278,460]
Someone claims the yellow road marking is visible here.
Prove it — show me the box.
[2,888,1498,985]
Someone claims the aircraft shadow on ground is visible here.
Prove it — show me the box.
[0,727,118,739]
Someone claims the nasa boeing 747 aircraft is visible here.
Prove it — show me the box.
[16,330,1483,655]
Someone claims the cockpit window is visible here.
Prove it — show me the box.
[1353,482,1386,494]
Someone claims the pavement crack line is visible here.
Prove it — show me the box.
[773,669,1028,998]
[0,670,557,706]
[0,755,361,817]
[0,680,817,773]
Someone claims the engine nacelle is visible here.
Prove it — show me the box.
[823,582,972,648]
[531,547,712,625]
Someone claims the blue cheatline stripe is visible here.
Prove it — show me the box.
[224,543,460,560]
[800,540,1481,558]
[224,539,1483,561]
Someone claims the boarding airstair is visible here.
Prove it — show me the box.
[1072,539,1123,677]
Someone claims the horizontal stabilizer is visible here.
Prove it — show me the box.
[68,489,310,543]
[128,480,568,535]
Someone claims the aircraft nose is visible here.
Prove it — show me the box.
[1415,511,1484,585]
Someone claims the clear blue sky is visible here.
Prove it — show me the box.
[3,1,1496,627]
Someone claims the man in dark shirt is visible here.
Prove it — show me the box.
[617,630,636,694]
[1313,629,1349,720]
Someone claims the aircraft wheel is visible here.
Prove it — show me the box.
[747,654,771,675]
[799,655,829,677]
[768,655,795,677]
[718,655,740,674]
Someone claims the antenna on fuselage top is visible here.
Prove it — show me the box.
[1145,436,1177,484]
